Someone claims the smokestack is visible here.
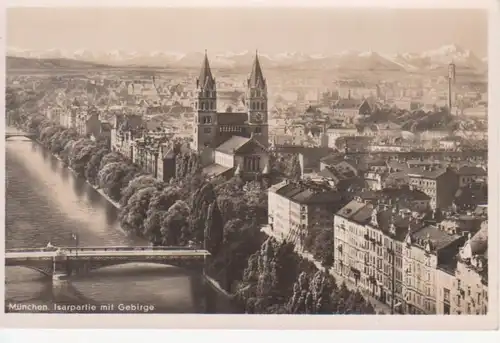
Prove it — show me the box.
[448,63,456,113]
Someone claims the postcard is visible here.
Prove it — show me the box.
[1,0,498,330]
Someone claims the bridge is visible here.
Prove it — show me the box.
[5,132,37,139]
[5,246,211,278]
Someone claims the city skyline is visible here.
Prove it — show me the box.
[7,8,488,57]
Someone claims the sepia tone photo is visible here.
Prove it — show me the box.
[1,4,494,326]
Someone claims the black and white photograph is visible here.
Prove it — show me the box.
[2,3,494,325]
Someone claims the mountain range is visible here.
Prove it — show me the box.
[7,44,487,74]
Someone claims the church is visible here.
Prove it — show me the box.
[192,51,270,180]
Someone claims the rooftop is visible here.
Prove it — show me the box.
[407,167,450,180]
[411,225,462,252]
[274,181,341,205]
[457,166,487,176]
[336,200,373,225]
[215,136,251,154]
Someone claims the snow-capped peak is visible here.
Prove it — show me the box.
[6,45,487,73]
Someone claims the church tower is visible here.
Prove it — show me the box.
[193,50,218,152]
[246,51,269,147]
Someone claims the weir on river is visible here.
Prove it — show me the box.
[4,134,236,313]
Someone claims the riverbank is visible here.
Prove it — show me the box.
[12,125,237,304]
[204,273,233,299]
[94,186,122,209]
[51,142,233,299]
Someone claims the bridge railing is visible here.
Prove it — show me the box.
[6,246,201,253]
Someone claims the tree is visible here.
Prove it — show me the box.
[188,153,201,175]
[85,147,110,186]
[312,228,335,269]
[98,161,130,201]
[204,200,224,255]
[189,182,217,243]
[144,187,181,244]
[39,125,61,145]
[120,186,157,237]
[60,139,76,164]
[237,237,299,313]
[309,270,337,314]
[99,152,124,170]
[208,218,263,291]
[161,200,190,245]
[288,272,313,314]
[120,175,160,207]
[50,129,79,155]
[70,141,97,176]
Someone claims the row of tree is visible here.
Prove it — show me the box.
[11,100,268,294]
[16,111,226,251]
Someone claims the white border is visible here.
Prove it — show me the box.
[1,0,499,334]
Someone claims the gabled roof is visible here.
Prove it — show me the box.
[248,52,266,89]
[215,136,267,155]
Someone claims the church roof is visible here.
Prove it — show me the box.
[216,135,267,155]
[198,51,215,89]
[248,52,266,88]
[216,136,251,154]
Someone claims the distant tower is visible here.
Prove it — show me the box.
[247,51,269,147]
[448,62,456,113]
[193,50,218,152]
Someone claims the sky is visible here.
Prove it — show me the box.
[6,7,488,56]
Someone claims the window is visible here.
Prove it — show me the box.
[444,288,450,302]
[255,127,262,134]
[244,156,261,172]
[204,128,211,134]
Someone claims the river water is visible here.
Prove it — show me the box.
[4,134,235,313]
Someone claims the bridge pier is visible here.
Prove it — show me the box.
[53,254,69,280]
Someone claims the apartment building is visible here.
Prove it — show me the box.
[436,222,488,315]
[402,225,465,314]
[75,108,101,137]
[268,180,342,248]
[60,106,77,129]
[334,199,425,312]
[110,114,143,159]
[408,167,459,210]
[46,105,64,123]
[457,166,487,187]
[333,200,372,288]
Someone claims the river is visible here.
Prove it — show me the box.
[4,134,236,313]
